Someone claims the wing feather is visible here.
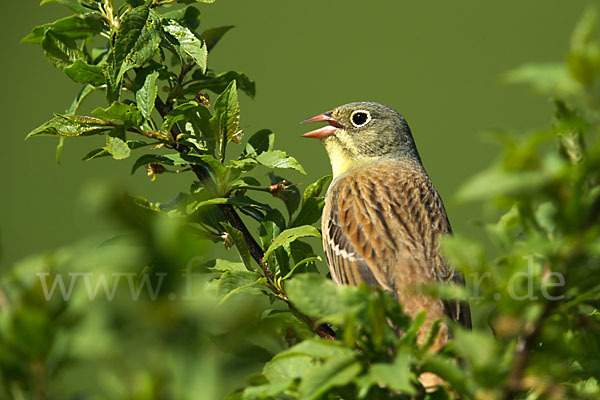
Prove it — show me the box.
[322,160,471,329]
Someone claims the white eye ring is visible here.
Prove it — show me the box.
[350,110,371,127]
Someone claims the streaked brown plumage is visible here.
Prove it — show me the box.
[302,102,471,388]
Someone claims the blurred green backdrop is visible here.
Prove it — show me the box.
[0,0,596,267]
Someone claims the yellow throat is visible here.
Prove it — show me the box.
[324,139,378,179]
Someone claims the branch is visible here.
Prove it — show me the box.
[153,95,335,340]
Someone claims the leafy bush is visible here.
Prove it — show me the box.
[2,1,600,399]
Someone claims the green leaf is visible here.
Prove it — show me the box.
[130,153,190,174]
[126,0,145,6]
[55,137,65,165]
[161,102,212,148]
[106,134,131,160]
[187,70,256,98]
[92,102,143,127]
[455,167,546,203]
[221,223,254,270]
[67,84,95,115]
[263,226,320,263]
[285,274,348,321]
[83,140,151,161]
[201,25,234,52]
[41,31,85,69]
[23,14,105,44]
[502,63,581,96]
[303,175,332,202]
[276,339,355,360]
[174,0,215,4]
[135,70,160,119]
[40,0,99,14]
[289,175,331,226]
[242,380,291,399]
[298,354,362,400]
[162,19,207,72]
[64,60,105,86]
[290,197,325,228]
[210,80,240,160]
[105,7,161,101]
[204,259,247,273]
[282,256,322,280]
[364,353,415,395]
[568,7,600,87]
[27,114,111,138]
[453,329,499,371]
[216,270,265,304]
[255,150,306,174]
[244,355,312,398]
[245,129,274,156]
[162,6,201,31]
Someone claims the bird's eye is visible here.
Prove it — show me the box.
[351,110,371,127]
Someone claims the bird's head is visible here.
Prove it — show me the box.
[301,102,421,178]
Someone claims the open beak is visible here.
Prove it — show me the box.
[300,111,343,139]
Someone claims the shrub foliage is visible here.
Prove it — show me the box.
[2,1,600,399]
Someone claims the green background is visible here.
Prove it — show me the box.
[0,1,595,267]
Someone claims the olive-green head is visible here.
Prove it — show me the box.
[302,102,421,177]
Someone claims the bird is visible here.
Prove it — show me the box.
[301,101,471,389]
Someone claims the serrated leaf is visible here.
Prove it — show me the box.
[187,70,256,98]
[27,114,111,138]
[135,70,159,119]
[162,19,207,72]
[263,226,320,262]
[211,80,240,141]
[163,6,201,31]
[41,31,85,69]
[216,270,265,304]
[104,7,161,101]
[255,150,306,174]
[201,25,233,52]
[210,80,240,161]
[64,60,105,86]
[106,134,131,160]
[92,102,143,127]
[23,14,105,44]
